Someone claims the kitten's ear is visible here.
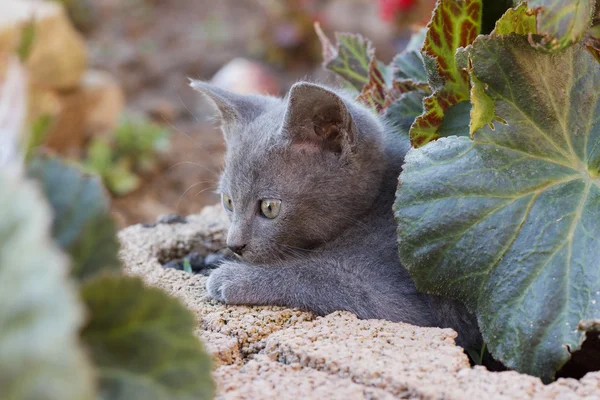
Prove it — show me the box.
[190,80,270,139]
[282,82,356,154]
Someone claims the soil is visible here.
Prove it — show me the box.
[83,0,333,227]
[82,0,403,227]
[110,120,225,227]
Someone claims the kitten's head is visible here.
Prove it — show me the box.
[192,81,387,264]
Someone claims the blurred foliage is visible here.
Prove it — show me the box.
[378,0,438,27]
[16,17,37,62]
[83,116,171,196]
[28,156,121,282]
[251,0,325,68]
[26,114,54,160]
[0,55,215,398]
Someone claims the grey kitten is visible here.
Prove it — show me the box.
[191,80,480,347]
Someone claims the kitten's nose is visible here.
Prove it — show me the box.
[228,243,247,256]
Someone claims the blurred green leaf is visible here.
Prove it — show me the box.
[83,116,169,196]
[81,275,215,400]
[315,22,374,91]
[0,170,94,400]
[26,114,54,161]
[103,160,141,196]
[28,155,121,281]
[183,258,192,273]
[16,17,36,62]
[114,117,170,171]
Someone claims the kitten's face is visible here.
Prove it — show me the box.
[193,81,385,264]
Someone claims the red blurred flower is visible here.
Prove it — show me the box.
[379,0,417,21]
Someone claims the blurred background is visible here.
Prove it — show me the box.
[1,0,436,228]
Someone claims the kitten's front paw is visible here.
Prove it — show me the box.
[205,262,251,304]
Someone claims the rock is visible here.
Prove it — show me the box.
[44,69,124,157]
[0,0,87,91]
[156,213,187,225]
[77,69,124,138]
[118,204,600,399]
[210,58,280,96]
[214,355,396,400]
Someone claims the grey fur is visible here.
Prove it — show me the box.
[192,81,481,348]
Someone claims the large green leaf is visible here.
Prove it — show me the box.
[410,0,482,147]
[529,0,596,50]
[81,275,215,400]
[0,171,94,400]
[28,155,121,281]
[394,35,600,381]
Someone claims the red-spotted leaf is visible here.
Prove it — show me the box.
[409,0,482,147]
[357,59,388,112]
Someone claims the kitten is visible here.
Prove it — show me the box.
[191,80,481,347]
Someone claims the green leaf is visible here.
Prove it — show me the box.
[437,100,471,138]
[16,17,36,62]
[27,155,121,281]
[410,0,482,147]
[529,0,596,50]
[183,258,192,273]
[383,90,426,154]
[26,114,55,161]
[81,275,215,400]
[394,35,600,381]
[390,39,428,83]
[492,3,537,35]
[469,74,501,134]
[0,171,94,400]
[103,161,141,196]
[356,59,388,112]
[315,22,374,91]
[114,117,170,169]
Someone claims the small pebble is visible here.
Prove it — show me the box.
[163,259,183,270]
[156,214,187,225]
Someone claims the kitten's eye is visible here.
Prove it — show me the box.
[260,199,281,219]
[222,194,233,212]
